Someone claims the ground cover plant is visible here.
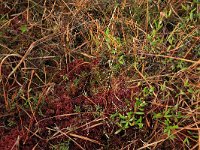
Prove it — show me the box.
[0,0,200,149]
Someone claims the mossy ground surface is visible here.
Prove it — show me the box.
[0,1,200,149]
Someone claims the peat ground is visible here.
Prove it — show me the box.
[0,0,200,149]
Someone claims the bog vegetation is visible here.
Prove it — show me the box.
[0,0,200,149]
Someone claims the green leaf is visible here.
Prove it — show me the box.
[171,125,178,129]
[183,137,190,146]
[135,116,142,124]
[164,114,172,118]
[118,55,125,65]
[127,111,133,117]
[115,129,122,134]
[125,122,129,129]
[20,24,28,33]
[138,123,143,128]
[119,113,126,119]
[110,112,118,119]
[111,49,116,54]
[153,113,162,119]
[187,88,194,94]
[135,111,144,115]
[105,27,110,36]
